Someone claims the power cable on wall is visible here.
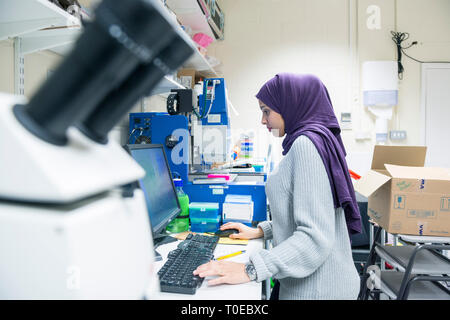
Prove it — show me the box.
[391,31,450,80]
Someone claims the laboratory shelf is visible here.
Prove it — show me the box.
[152,76,186,95]
[166,0,219,78]
[184,51,218,78]
[0,0,81,41]
[166,0,216,40]
[20,26,82,55]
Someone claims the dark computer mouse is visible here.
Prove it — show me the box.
[215,228,240,237]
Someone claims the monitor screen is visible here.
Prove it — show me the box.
[126,144,180,235]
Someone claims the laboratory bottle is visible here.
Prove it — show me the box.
[166,178,190,233]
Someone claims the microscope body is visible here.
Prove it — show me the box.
[0,0,194,299]
[0,93,157,299]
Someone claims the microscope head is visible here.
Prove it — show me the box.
[0,0,194,203]
[13,0,194,146]
[77,23,195,144]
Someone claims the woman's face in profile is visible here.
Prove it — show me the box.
[259,100,285,137]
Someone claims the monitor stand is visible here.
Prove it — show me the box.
[152,232,178,261]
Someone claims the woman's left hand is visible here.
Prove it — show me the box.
[193,260,250,286]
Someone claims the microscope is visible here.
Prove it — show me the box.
[0,0,194,299]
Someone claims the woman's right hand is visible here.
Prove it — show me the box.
[220,222,264,240]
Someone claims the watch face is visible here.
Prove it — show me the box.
[246,263,257,281]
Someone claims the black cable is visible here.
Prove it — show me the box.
[127,126,149,144]
[391,31,409,79]
[391,31,450,79]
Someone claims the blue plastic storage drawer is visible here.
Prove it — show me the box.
[189,202,220,220]
[190,216,221,233]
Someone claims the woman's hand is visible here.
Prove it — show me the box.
[220,222,264,240]
[193,260,250,285]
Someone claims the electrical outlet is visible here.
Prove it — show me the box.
[355,131,371,141]
[340,112,352,130]
[390,130,407,140]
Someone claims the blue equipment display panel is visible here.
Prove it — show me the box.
[129,112,190,182]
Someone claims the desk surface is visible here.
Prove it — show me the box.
[153,238,264,300]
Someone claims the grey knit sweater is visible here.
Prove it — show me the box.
[250,136,360,300]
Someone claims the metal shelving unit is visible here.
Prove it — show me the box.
[166,0,216,40]
[0,0,82,95]
[183,51,218,78]
[0,0,80,41]
[166,0,219,78]
[1,0,187,96]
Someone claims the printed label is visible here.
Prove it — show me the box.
[393,195,406,209]
[209,185,228,189]
[419,224,424,236]
[441,197,450,211]
[207,114,221,123]
[391,221,402,230]
[396,181,411,191]
[408,209,436,219]
[420,179,425,189]
[369,208,382,221]
[212,188,224,195]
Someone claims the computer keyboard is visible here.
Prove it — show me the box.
[157,234,219,294]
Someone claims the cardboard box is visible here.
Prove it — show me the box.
[354,145,450,237]
[177,68,196,89]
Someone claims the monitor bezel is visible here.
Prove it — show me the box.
[124,143,181,236]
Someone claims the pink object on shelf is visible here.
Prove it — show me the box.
[207,174,230,181]
[193,33,213,48]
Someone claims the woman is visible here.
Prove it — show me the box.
[193,73,361,300]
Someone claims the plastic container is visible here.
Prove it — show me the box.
[166,179,190,233]
[189,202,220,220]
[253,164,264,172]
[190,216,221,233]
[239,134,254,160]
[193,32,213,48]
[189,202,220,233]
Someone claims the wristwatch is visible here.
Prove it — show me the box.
[245,262,257,281]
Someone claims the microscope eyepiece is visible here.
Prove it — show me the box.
[77,23,195,144]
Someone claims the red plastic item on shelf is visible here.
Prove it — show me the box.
[385,262,394,270]
[349,169,361,180]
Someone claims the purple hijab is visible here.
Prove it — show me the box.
[256,73,361,236]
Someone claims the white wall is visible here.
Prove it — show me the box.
[0,40,14,94]
[207,0,450,173]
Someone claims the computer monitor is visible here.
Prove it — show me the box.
[125,144,181,246]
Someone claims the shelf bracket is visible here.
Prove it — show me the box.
[14,38,25,96]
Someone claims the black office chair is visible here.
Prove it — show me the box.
[358,228,450,300]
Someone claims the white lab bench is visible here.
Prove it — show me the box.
[153,238,265,300]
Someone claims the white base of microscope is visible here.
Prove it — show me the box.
[0,189,159,299]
